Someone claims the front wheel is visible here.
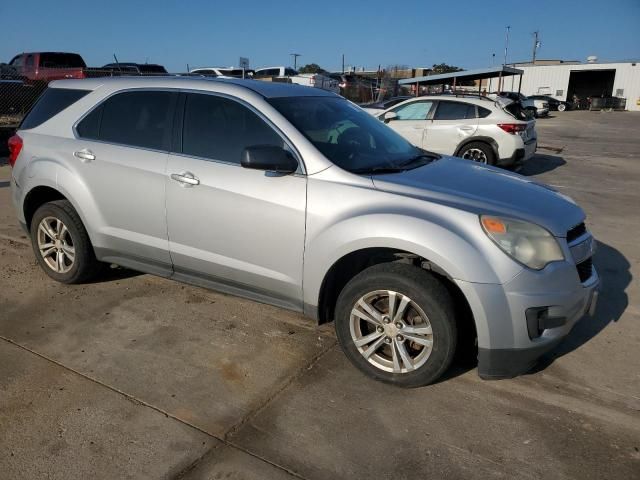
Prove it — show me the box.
[557,103,566,112]
[334,263,457,388]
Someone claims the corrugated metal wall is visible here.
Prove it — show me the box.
[482,63,640,111]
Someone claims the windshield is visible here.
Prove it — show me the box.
[268,96,432,173]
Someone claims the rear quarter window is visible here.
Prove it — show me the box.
[477,106,492,118]
[20,88,89,129]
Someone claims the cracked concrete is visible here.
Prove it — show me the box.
[1,111,639,479]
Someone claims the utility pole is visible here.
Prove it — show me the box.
[342,54,345,74]
[532,31,541,64]
[290,53,301,70]
[503,26,511,66]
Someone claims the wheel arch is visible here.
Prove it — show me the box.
[453,136,499,159]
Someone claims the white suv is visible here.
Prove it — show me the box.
[376,95,537,168]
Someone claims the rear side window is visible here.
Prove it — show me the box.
[77,91,176,150]
[20,88,89,130]
[433,101,476,120]
[181,93,283,163]
[39,53,86,68]
[477,106,492,118]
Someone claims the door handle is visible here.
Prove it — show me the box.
[459,126,474,131]
[171,172,200,186]
[73,149,95,162]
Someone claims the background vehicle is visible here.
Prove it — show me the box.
[9,77,596,388]
[377,95,537,168]
[528,94,572,112]
[8,52,86,82]
[254,66,339,93]
[190,67,251,78]
[360,96,412,114]
[329,73,375,102]
[493,91,549,117]
[101,63,168,75]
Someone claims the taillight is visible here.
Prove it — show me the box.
[8,134,23,167]
[498,123,527,134]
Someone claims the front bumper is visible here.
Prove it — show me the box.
[455,261,600,379]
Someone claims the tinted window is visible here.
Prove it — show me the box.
[138,64,168,74]
[182,93,284,163]
[25,55,35,67]
[392,101,433,120]
[434,101,475,120]
[477,106,492,118]
[21,88,89,129]
[76,104,102,139]
[39,53,86,68]
[285,68,298,76]
[97,91,176,150]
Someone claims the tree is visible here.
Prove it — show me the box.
[298,63,326,74]
[431,63,465,74]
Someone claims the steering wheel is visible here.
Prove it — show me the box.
[336,127,370,150]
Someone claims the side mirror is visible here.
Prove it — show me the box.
[384,111,398,123]
[241,145,298,174]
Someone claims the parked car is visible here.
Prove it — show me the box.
[254,66,339,94]
[528,95,572,112]
[101,63,168,75]
[360,96,413,114]
[493,91,549,117]
[330,73,375,102]
[8,77,598,387]
[189,67,251,78]
[376,95,537,169]
[8,52,87,83]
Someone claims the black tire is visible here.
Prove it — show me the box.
[30,200,102,284]
[458,141,496,165]
[557,103,566,112]
[335,263,457,388]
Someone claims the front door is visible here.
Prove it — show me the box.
[383,100,434,149]
[165,93,306,310]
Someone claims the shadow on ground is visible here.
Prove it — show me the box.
[519,154,567,176]
[533,240,631,371]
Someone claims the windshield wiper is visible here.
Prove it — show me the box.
[396,152,440,168]
[351,165,408,174]
[351,153,440,175]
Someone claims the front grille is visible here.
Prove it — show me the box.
[567,223,587,243]
[576,257,593,283]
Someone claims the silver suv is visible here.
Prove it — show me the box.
[9,77,599,387]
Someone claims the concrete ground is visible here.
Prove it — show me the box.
[1,111,639,479]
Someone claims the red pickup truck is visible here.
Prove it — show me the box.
[8,52,86,83]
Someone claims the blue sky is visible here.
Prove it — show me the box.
[1,0,638,72]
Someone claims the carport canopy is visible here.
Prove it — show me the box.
[398,65,524,94]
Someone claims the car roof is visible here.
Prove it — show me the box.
[48,75,338,99]
[400,95,500,107]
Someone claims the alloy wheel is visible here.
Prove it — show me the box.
[462,148,488,164]
[349,290,434,373]
[37,216,75,273]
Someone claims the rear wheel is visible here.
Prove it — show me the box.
[335,263,457,388]
[30,200,102,284]
[458,142,495,165]
[557,103,566,112]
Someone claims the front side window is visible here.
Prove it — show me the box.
[25,55,35,67]
[433,101,476,120]
[181,93,284,164]
[269,96,428,174]
[391,101,434,120]
[77,90,176,150]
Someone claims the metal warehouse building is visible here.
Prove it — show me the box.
[485,60,640,111]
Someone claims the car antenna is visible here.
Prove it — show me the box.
[113,53,122,72]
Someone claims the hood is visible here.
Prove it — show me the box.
[371,156,584,236]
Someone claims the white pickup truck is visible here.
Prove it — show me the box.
[253,66,340,94]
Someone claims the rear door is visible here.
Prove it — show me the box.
[424,101,478,154]
[74,89,177,269]
[383,100,435,148]
[165,92,306,309]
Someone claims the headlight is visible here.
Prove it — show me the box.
[480,216,564,270]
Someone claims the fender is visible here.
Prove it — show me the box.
[453,136,499,159]
[303,212,522,310]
